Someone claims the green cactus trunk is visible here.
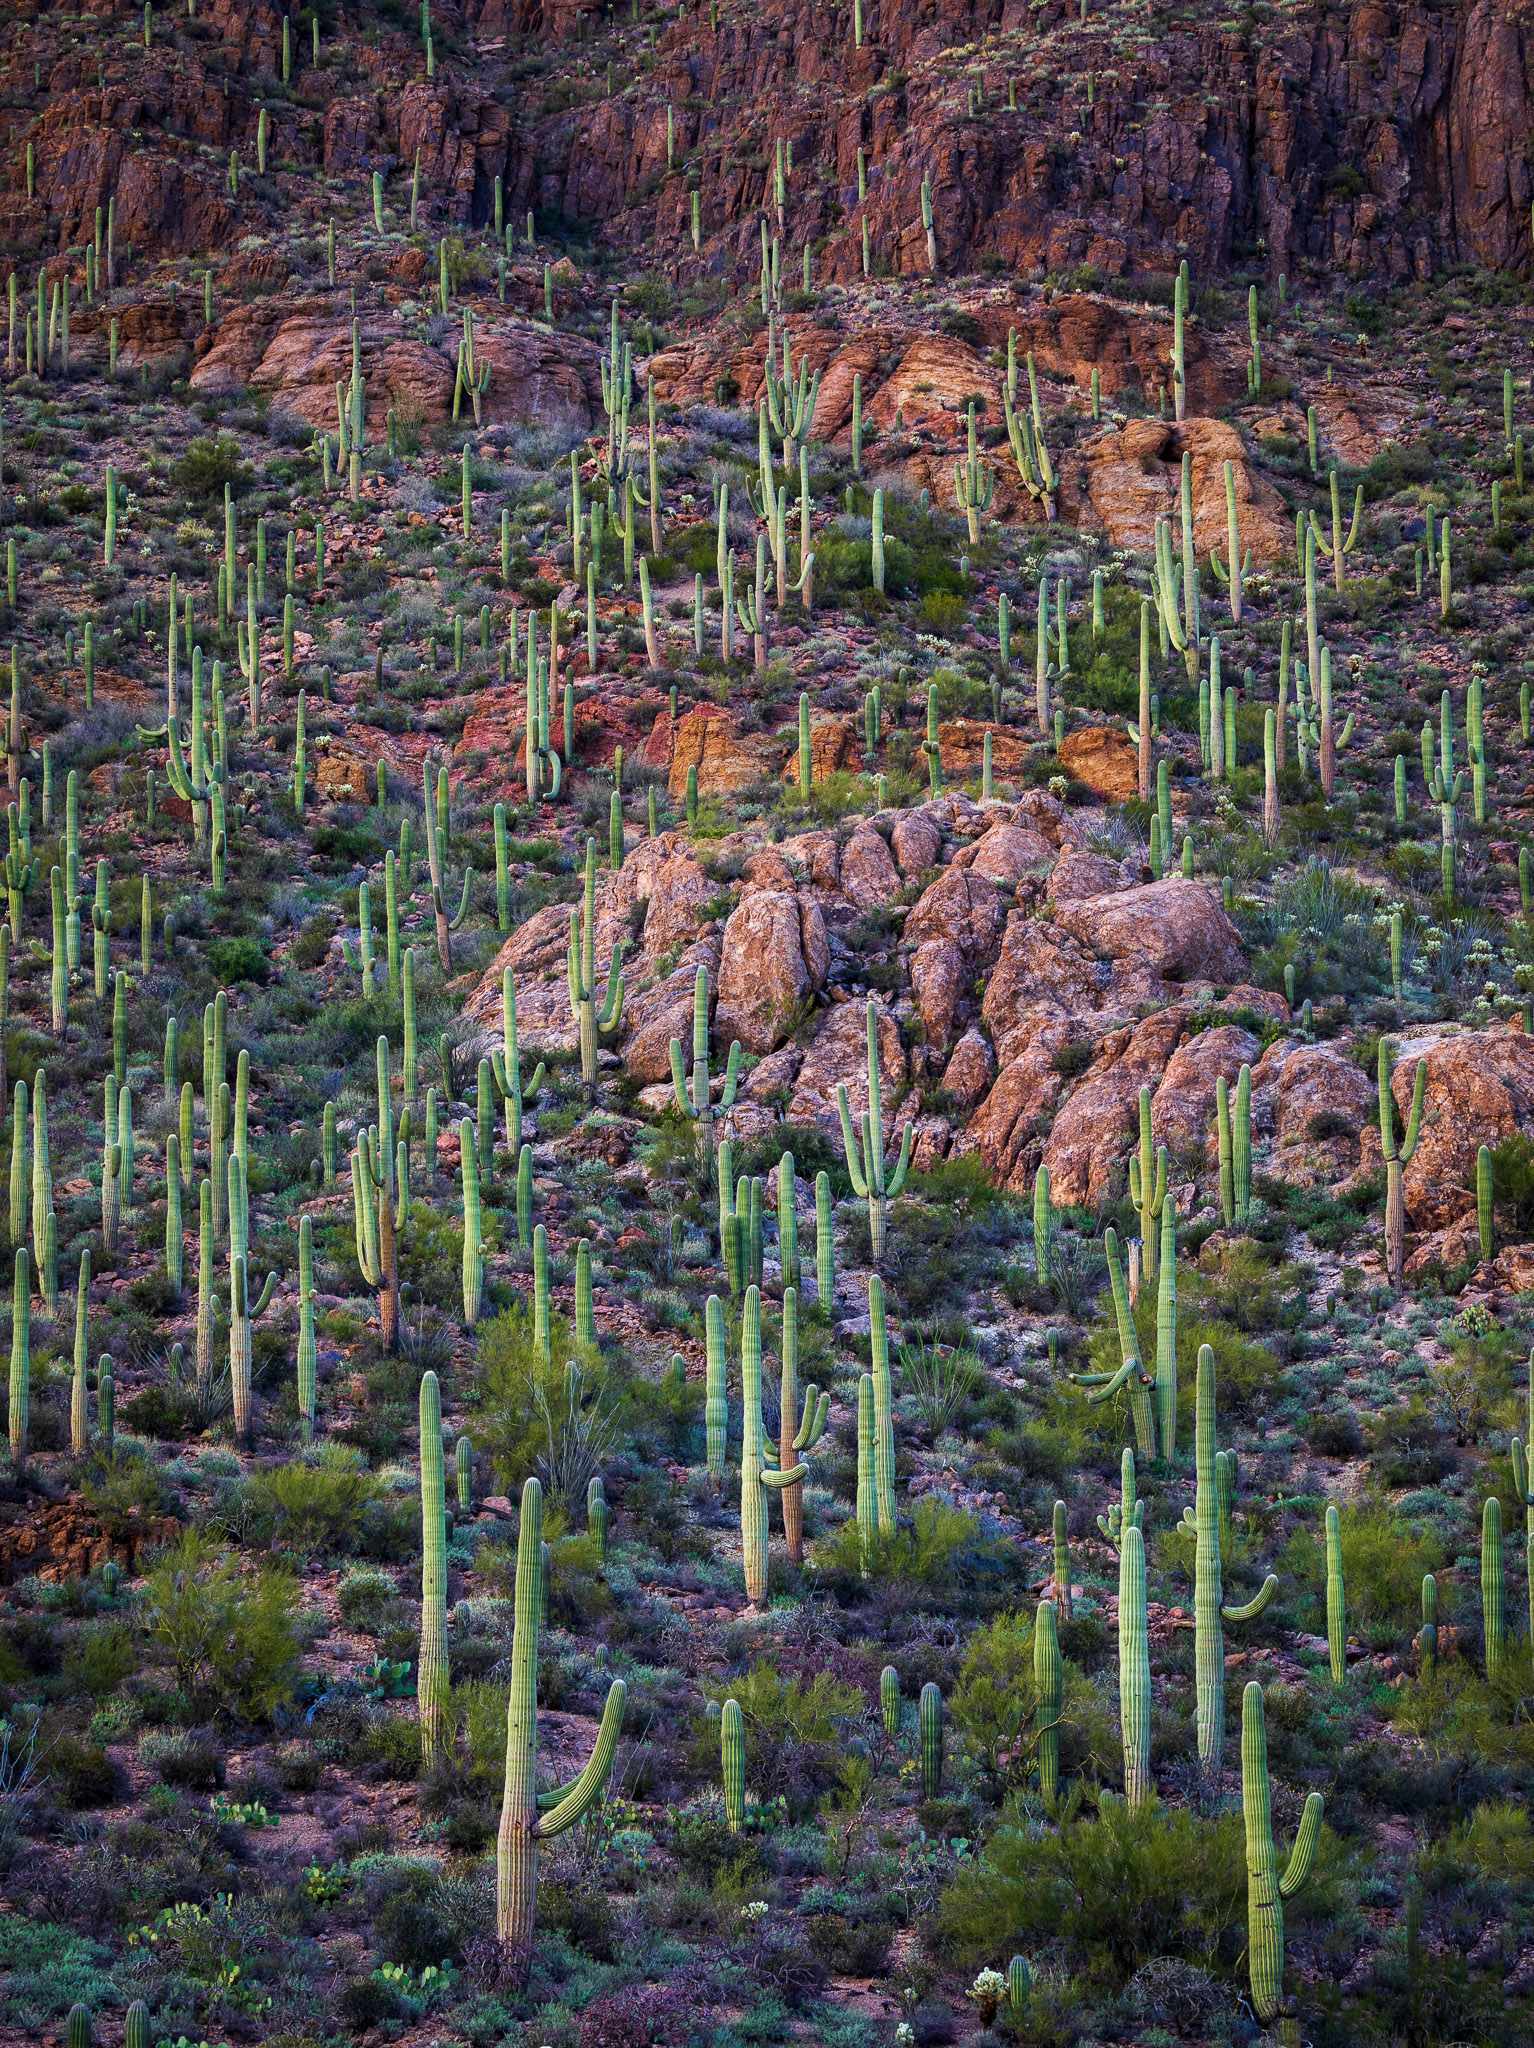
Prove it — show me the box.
[587,1475,609,1562]
[1052,1499,1072,1619]
[1420,1573,1438,1680]
[7,1247,27,1470]
[495,1476,626,1973]
[704,1291,727,1485]
[1241,1681,1324,2023]
[919,1681,943,1799]
[868,1274,896,1535]
[815,1169,834,1310]
[880,1664,900,1736]
[457,1435,473,1514]
[461,1122,483,1326]
[1119,1523,1152,1807]
[1483,1495,1505,1678]
[778,1286,807,1561]
[1478,1143,1494,1262]
[1034,1597,1061,1802]
[1325,1502,1346,1684]
[418,1370,450,1762]
[575,1237,595,1348]
[297,1213,316,1443]
[721,1696,746,1830]
[856,1371,877,1570]
[1154,1204,1176,1460]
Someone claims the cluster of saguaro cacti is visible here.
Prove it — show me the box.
[1215,1065,1252,1228]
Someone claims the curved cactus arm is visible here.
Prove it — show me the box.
[668,1037,693,1118]
[761,1459,809,1490]
[1513,1435,1533,1504]
[598,945,625,1031]
[536,1679,627,1837]
[1401,1057,1426,1162]
[251,1271,277,1318]
[794,1386,829,1451]
[448,869,474,931]
[1104,1229,1143,1370]
[164,722,199,801]
[545,749,562,801]
[1222,1574,1279,1623]
[1073,1355,1143,1404]
[788,551,815,596]
[835,1083,870,1197]
[719,1041,743,1110]
[1278,1791,1325,1897]
[885,1120,914,1199]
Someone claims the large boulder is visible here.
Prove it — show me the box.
[839,824,901,910]
[1150,1024,1262,1156]
[667,707,785,799]
[1042,1010,1190,1206]
[1058,726,1138,802]
[787,1000,907,1137]
[1051,878,1246,987]
[1395,1027,1534,1230]
[714,885,829,1055]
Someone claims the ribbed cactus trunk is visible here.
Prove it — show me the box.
[880,1664,900,1736]
[1034,1597,1061,1803]
[1154,1205,1176,1459]
[297,1214,316,1443]
[1052,1499,1072,1619]
[418,1370,449,1763]
[919,1681,943,1799]
[856,1372,877,1570]
[721,1696,746,1830]
[815,1170,834,1309]
[1241,1681,1324,2023]
[868,1274,896,1535]
[1483,1495,1505,1678]
[740,1287,771,1603]
[778,1286,805,1562]
[704,1292,727,1485]
[1324,1503,1346,1684]
[1191,1345,1224,1773]
[1119,1524,1152,1808]
[8,1247,27,1471]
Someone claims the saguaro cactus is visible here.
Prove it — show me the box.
[721,1697,745,1831]
[8,1247,27,1470]
[668,965,739,1157]
[568,838,623,1101]
[1119,1523,1152,1807]
[297,1213,316,1443]
[1379,1039,1425,1287]
[1325,1503,1346,1684]
[1241,1682,1324,2024]
[704,1292,727,1485]
[814,1169,834,1309]
[1034,1598,1062,1803]
[919,1681,943,1798]
[739,1284,825,1605]
[777,1286,812,1563]
[419,1370,449,1762]
[496,1477,626,1973]
[836,1001,911,1264]
[587,1475,609,1562]
[1073,1228,1157,1457]
[456,1434,474,1514]
[880,1664,900,1736]
[490,969,544,1156]
[1179,1344,1278,1777]
[1483,1495,1505,1679]
[868,1275,897,1535]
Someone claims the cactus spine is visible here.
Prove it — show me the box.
[418,1369,450,1762]
[836,1000,911,1264]
[495,1476,626,1969]
[1241,1682,1324,2023]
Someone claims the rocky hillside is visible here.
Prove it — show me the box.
[5,4,1534,2048]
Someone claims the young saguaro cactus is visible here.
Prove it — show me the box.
[880,1663,900,1736]
[1119,1522,1153,1807]
[704,1291,727,1485]
[1379,1039,1426,1287]
[496,1477,626,1971]
[777,1286,812,1562]
[1325,1502,1346,1685]
[1483,1494,1505,1679]
[418,1369,450,1763]
[1241,1682,1324,2024]
[740,1283,826,1606]
[1034,1597,1062,1803]
[297,1213,316,1443]
[1127,1087,1167,1285]
[721,1696,746,1831]
[919,1680,943,1798]
[868,1275,897,1536]
[669,965,740,1158]
[568,838,624,1102]
[836,1001,911,1265]
[1072,1228,1157,1458]
[490,968,544,1156]
[1179,1343,1278,1777]
[1507,1348,1534,1647]
[8,1246,27,1470]
[855,1371,877,1569]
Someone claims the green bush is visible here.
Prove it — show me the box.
[206,935,270,986]
[949,1609,1107,1798]
[250,1453,380,1558]
[141,1530,301,1720]
[699,1662,863,1811]
[170,433,254,504]
[1281,1500,1444,1648]
[45,1734,120,1809]
[338,1569,400,1632]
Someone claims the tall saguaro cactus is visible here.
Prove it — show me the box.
[1073,1228,1157,1458]
[1127,1087,1167,1284]
[1119,1523,1152,1808]
[1179,1344,1278,1777]
[1379,1039,1425,1288]
[496,1478,626,1974]
[836,1001,911,1264]
[418,1370,450,1762]
[1034,1597,1062,1803]
[740,1283,826,1606]
[668,965,740,1157]
[568,838,624,1101]
[1241,1682,1324,2024]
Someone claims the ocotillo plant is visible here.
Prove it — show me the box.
[1379,1039,1425,1287]
[668,965,740,1158]
[568,838,623,1101]
[1178,1343,1278,1777]
[495,1477,626,1971]
[1241,1682,1324,2024]
[835,1001,911,1264]
[419,1370,450,1763]
[739,1283,826,1606]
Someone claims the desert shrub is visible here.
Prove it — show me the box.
[948,1609,1109,1798]
[45,1734,120,1809]
[61,1619,138,1695]
[700,1662,863,1812]
[0,1919,115,2028]
[337,1569,399,1631]
[170,433,254,504]
[1281,1500,1445,1648]
[140,1530,301,1720]
[140,1728,226,1788]
[938,1797,1248,1986]
[249,1452,380,1557]
[812,1499,1024,1612]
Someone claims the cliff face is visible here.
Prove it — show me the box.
[2,0,1532,286]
